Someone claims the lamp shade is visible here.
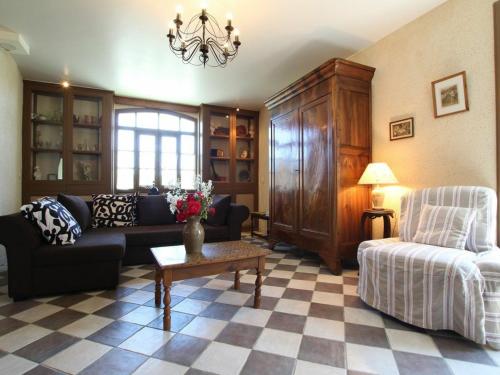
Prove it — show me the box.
[358,162,398,185]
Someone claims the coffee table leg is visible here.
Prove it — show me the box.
[254,256,265,308]
[162,271,172,331]
[234,270,240,290]
[154,268,161,307]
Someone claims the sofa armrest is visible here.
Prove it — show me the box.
[0,213,42,300]
[475,248,500,349]
[227,204,250,240]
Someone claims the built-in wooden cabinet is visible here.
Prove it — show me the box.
[22,81,113,202]
[201,105,259,225]
[265,58,375,274]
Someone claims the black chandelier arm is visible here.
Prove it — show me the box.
[206,37,238,59]
[206,41,228,66]
[183,40,202,62]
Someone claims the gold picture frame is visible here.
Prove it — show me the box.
[432,71,469,118]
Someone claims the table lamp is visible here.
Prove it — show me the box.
[358,162,398,209]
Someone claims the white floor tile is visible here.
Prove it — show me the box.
[304,317,345,341]
[296,266,320,274]
[261,285,285,298]
[120,306,163,325]
[317,274,343,284]
[59,314,113,338]
[120,290,155,304]
[12,303,63,323]
[215,291,251,306]
[132,358,188,375]
[204,279,234,290]
[0,354,37,375]
[446,358,500,375]
[311,292,344,306]
[254,328,302,358]
[294,360,346,375]
[171,284,199,297]
[268,270,295,279]
[386,328,442,357]
[69,296,114,314]
[122,268,152,278]
[43,339,111,374]
[231,307,272,327]
[192,342,251,375]
[279,259,301,266]
[343,285,358,296]
[120,278,154,290]
[288,279,316,291]
[120,327,175,355]
[343,307,384,328]
[346,343,398,375]
[0,324,51,352]
[180,316,228,340]
[172,298,211,315]
[275,299,311,316]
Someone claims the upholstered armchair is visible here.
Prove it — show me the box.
[357,186,500,349]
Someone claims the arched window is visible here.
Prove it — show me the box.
[115,108,198,191]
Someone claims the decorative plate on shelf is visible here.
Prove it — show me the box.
[238,170,250,182]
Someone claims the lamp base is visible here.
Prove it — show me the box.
[371,186,385,209]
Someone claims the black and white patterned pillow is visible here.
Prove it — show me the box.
[92,194,137,228]
[20,197,82,245]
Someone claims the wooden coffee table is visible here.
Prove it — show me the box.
[151,241,271,331]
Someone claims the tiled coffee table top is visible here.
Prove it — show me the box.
[0,234,498,374]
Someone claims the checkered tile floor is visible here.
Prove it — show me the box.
[0,235,499,375]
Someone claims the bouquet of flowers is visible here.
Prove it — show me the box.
[166,176,215,222]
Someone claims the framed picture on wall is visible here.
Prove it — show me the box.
[431,71,469,118]
[389,117,414,141]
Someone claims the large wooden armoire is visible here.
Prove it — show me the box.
[264,58,375,274]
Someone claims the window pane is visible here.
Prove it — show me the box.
[159,114,180,131]
[117,151,134,168]
[161,153,177,170]
[181,135,195,154]
[180,118,195,133]
[139,134,155,151]
[117,130,134,151]
[140,152,155,169]
[181,154,195,170]
[116,168,134,190]
[137,112,158,129]
[180,170,195,189]
[162,169,177,186]
[117,112,135,127]
[139,168,155,187]
[161,136,177,153]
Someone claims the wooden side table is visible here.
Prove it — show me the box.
[360,209,395,240]
[250,212,269,239]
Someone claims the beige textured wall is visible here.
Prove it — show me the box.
[0,49,23,267]
[0,49,23,214]
[349,0,497,236]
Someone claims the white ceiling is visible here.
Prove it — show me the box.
[0,0,446,110]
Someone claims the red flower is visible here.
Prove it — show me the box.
[187,200,201,216]
[176,200,184,210]
[177,212,187,222]
[187,193,195,202]
[208,207,216,216]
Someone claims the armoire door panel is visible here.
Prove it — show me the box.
[299,96,331,237]
[337,89,370,148]
[271,111,299,231]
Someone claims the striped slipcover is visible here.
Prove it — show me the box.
[357,186,500,349]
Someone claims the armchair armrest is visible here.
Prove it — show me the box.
[227,204,250,240]
[0,213,42,300]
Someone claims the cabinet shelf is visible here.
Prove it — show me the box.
[73,123,101,129]
[236,158,255,161]
[32,120,63,127]
[236,136,254,140]
[73,150,102,155]
[31,147,63,153]
[210,134,230,139]
[210,157,230,161]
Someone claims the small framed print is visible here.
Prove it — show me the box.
[389,117,414,141]
[432,71,469,118]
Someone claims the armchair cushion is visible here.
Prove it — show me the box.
[136,195,175,226]
[206,194,231,226]
[412,204,476,249]
[58,194,92,231]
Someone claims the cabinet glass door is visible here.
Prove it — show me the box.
[208,112,230,183]
[235,114,256,183]
[72,96,103,182]
[31,91,64,181]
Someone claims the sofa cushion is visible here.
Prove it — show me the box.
[413,204,477,249]
[21,197,82,245]
[206,195,231,226]
[92,194,136,228]
[136,195,175,226]
[58,194,92,231]
[89,224,185,247]
[34,231,125,267]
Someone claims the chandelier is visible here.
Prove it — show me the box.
[167,5,241,67]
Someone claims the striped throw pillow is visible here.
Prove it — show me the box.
[413,204,477,249]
